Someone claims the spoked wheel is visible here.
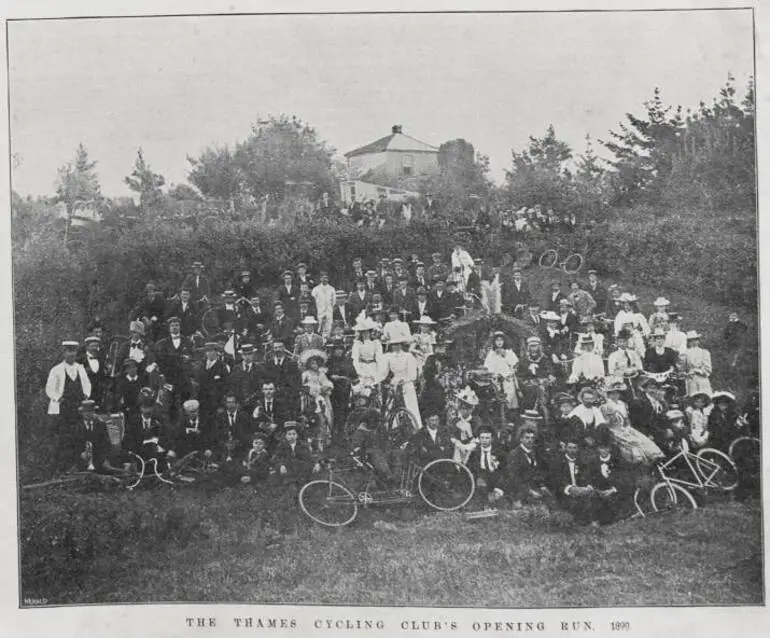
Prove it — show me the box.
[201,308,221,337]
[299,480,359,527]
[417,459,475,511]
[562,252,584,274]
[538,249,558,268]
[650,482,698,513]
[729,436,760,466]
[386,407,420,436]
[695,448,739,491]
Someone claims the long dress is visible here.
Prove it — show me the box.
[410,332,436,378]
[602,399,664,465]
[483,348,520,410]
[303,367,334,446]
[680,346,713,396]
[352,338,383,387]
[380,350,423,429]
[450,418,477,464]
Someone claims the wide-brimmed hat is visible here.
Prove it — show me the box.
[577,387,599,403]
[182,399,200,412]
[552,391,578,406]
[686,330,702,340]
[539,311,560,322]
[653,297,670,307]
[301,316,318,325]
[78,399,96,412]
[652,327,667,338]
[413,315,437,326]
[711,391,736,403]
[129,321,145,335]
[353,317,378,332]
[456,386,480,407]
[689,391,711,403]
[618,292,638,303]
[299,348,327,368]
[604,377,627,393]
[387,335,412,346]
[639,375,660,390]
[62,340,80,349]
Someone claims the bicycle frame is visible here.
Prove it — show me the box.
[324,456,416,507]
[655,447,722,491]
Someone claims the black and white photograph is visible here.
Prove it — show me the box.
[4,1,765,633]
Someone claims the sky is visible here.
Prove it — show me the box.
[8,9,755,197]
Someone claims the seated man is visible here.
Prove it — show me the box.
[466,425,507,507]
[240,432,274,485]
[549,439,600,527]
[70,399,117,474]
[348,405,398,486]
[252,381,291,452]
[506,425,551,509]
[167,399,213,462]
[584,431,635,525]
[212,392,253,466]
[271,421,321,485]
[408,412,453,466]
[123,395,171,471]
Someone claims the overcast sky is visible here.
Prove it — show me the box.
[8,9,754,197]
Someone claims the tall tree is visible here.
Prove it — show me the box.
[125,148,166,210]
[186,144,242,204]
[55,143,102,222]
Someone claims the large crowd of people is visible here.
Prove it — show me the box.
[44,241,759,525]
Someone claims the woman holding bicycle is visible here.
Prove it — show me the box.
[483,331,520,412]
[379,336,423,430]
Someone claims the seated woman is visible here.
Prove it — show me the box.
[685,391,712,449]
[601,378,664,466]
[568,334,605,388]
[483,331,520,414]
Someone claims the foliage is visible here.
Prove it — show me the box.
[125,147,166,211]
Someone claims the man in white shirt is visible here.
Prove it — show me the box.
[311,271,336,339]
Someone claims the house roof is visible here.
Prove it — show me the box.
[345,128,439,158]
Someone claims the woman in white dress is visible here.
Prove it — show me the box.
[680,330,713,397]
[613,293,650,337]
[379,336,422,429]
[351,318,383,388]
[483,331,519,411]
[410,316,436,380]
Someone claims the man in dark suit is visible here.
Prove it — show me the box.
[251,380,291,451]
[346,280,372,323]
[211,392,253,465]
[466,425,508,506]
[165,288,200,337]
[196,342,230,421]
[586,270,607,315]
[628,377,672,450]
[217,290,241,329]
[429,279,453,321]
[545,281,567,312]
[123,395,172,470]
[380,272,397,307]
[332,291,353,328]
[392,276,416,315]
[115,358,148,425]
[364,269,381,296]
[227,343,263,412]
[116,321,157,376]
[276,270,300,320]
[506,425,550,508]
[180,260,212,303]
[168,399,214,460]
[70,400,116,473]
[267,302,296,350]
[549,439,600,526]
[241,295,270,343]
[272,421,320,484]
[584,432,634,525]
[130,282,167,343]
[502,269,531,318]
[154,316,194,398]
[79,335,108,409]
[262,340,300,413]
[411,263,430,291]
[406,409,446,455]
[411,287,435,321]
[295,262,315,290]
[347,258,366,292]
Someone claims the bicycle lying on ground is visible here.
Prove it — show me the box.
[298,452,475,527]
[538,247,584,274]
[633,438,739,516]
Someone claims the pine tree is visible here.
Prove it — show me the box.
[55,143,102,237]
[125,148,166,211]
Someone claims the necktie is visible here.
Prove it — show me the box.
[267,401,272,415]
[625,350,632,366]
[229,413,235,427]
[143,419,151,431]
[483,450,489,471]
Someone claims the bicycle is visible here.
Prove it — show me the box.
[633,438,739,516]
[538,247,584,274]
[382,382,420,439]
[298,452,475,527]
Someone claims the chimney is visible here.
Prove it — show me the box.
[391,125,403,134]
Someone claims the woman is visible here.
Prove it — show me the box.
[648,297,670,333]
[410,315,437,379]
[680,330,713,397]
[685,391,712,449]
[351,318,383,389]
[379,336,423,429]
[483,331,520,411]
[613,293,650,337]
[707,391,739,452]
[601,378,664,465]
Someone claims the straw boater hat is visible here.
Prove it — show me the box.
[413,315,437,327]
[618,292,638,303]
[84,335,101,345]
[552,391,578,406]
[526,336,542,347]
[686,330,702,341]
[520,409,543,423]
[539,310,560,322]
[183,399,199,412]
[711,391,736,403]
[604,377,627,394]
[129,321,145,336]
[652,327,667,338]
[387,335,412,347]
[62,340,80,350]
[78,399,96,412]
[301,316,319,325]
[653,297,670,307]
[456,386,480,407]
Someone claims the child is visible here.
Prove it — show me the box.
[272,422,320,485]
[685,392,712,449]
[301,350,334,450]
[240,433,273,485]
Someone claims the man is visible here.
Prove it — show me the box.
[409,412,452,466]
[466,259,483,299]
[584,431,633,525]
[154,316,194,398]
[523,302,543,333]
[79,335,107,409]
[276,270,299,320]
[267,302,296,350]
[181,260,211,303]
[346,279,372,323]
[380,272,397,307]
[549,439,600,527]
[242,294,270,343]
[503,269,531,318]
[506,425,550,509]
[217,290,241,328]
[252,380,290,450]
[297,281,317,320]
[263,339,301,412]
[517,336,556,413]
[212,392,252,465]
[168,399,212,460]
[332,291,352,328]
[165,287,199,337]
[392,275,416,315]
[116,321,157,376]
[466,425,507,507]
[312,271,336,338]
[429,279,453,322]
[123,395,170,469]
[69,400,115,474]
[411,262,429,290]
[604,284,623,319]
[295,262,315,290]
[563,387,607,452]
[545,281,566,313]
[427,252,449,284]
[567,281,597,321]
[326,338,357,437]
[196,342,229,420]
[585,270,607,314]
[412,287,434,321]
[227,343,263,413]
[233,270,255,301]
[724,311,749,369]
[115,358,146,425]
[628,376,671,450]
[130,282,167,342]
[643,328,680,374]
[317,192,337,218]
[423,192,438,217]
[364,269,381,296]
[348,257,365,290]
[272,421,320,484]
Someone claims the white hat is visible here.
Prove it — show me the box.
[526,336,542,346]
[301,316,318,325]
[353,318,377,332]
[388,335,412,345]
[61,340,80,349]
[577,334,595,345]
[711,391,736,403]
[653,297,670,307]
[686,330,702,340]
[413,315,437,326]
[652,327,667,338]
[129,320,145,335]
[456,386,480,407]
[539,310,560,322]
[183,399,200,412]
[618,293,638,303]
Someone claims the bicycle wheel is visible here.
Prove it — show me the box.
[298,480,359,527]
[417,458,475,511]
[201,308,221,337]
[538,249,558,269]
[387,407,420,436]
[650,482,698,513]
[562,253,584,274]
[729,436,760,464]
[695,448,739,491]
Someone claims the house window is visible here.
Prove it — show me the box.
[402,155,414,176]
